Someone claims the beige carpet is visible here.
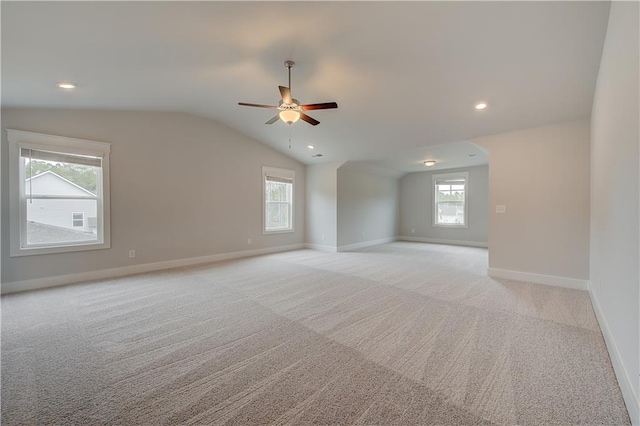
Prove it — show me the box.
[1,242,630,425]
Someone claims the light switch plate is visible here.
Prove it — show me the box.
[496,205,507,214]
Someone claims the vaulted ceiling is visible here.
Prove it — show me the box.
[2,2,610,171]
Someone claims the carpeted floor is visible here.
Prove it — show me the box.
[1,242,630,425]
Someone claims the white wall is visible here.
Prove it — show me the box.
[473,119,591,281]
[589,2,640,422]
[400,165,488,246]
[336,166,400,249]
[1,108,305,285]
[305,162,341,250]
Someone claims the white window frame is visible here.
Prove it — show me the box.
[432,171,469,228]
[262,166,295,234]
[8,129,111,256]
[72,212,85,228]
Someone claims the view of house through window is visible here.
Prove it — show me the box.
[22,148,102,246]
[433,172,468,227]
[263,167,294,232]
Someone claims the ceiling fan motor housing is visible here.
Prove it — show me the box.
[279,99,300,109]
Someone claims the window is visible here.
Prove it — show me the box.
[72,212,85,228]
[433,172,468,227]
[263,166,294,233]
[8,129,111,256]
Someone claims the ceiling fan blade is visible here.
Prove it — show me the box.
[238,102,278,109]
[299,112,320,126]
[265,115,280,124]
[279,86,292,104]
[301,102,338,111]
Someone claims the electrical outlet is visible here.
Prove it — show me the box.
[321,234,325,241]
[411,228,415,234]
[362,232,366,238]
[496,205,507,214]
[129,249,136,258]
[247,238,252,245]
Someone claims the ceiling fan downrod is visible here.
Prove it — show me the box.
[285,60,294,92]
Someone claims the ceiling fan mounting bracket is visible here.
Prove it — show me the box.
[284,60,295,69]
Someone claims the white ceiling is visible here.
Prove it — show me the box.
[2,2,609,171]
[367,141,489,175]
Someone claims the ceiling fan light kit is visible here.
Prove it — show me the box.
[279,110,300,124]
[238,60,338,127]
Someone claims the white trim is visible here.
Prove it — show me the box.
[432,171,469,228]
[487,267,588,291]
[589,283,639,425]
[337,237,398,252]
[305,243,338,252]
[1,243,305,295]
[399,236,488,248]
[8,129,111,156]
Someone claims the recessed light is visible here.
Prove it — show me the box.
[307,145,315,149]
[424,160,436,167]
[468,154,476,157]
[57,82,77,89]
[475,102,488,110]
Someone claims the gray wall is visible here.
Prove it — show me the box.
[473,119,591,280]
[1,108,305,284]
[590,1,639,420]
[336,166,400,249]
[305,162,341,250]
[400,165,488,245]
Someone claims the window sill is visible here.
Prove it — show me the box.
[11,241,110,257]
[263,229,295,235]
[432,224,468,229]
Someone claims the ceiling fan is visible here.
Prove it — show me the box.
[238,61,338,126]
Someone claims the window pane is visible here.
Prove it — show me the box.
[265,181,291,203]
[27,200,97,244]
[263,168,294,233]
[24,156,99,245]
[265,201,291,230]
[25,157,99,194]
[436,201,465,225]
[437,185,465,202]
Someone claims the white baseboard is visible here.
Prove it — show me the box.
[487,267,589,291]
[337,237,398,252]
[1,243,305,295]
[305,243,337,252]
[589,284,639,425]
[399,236,488,248]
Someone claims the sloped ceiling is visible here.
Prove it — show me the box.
[1,1,610,171]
